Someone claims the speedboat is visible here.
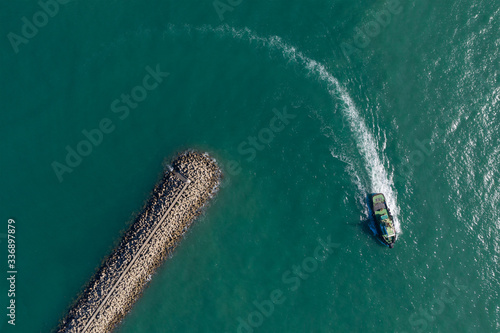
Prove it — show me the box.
[370,193,397,248]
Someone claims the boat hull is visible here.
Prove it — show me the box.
[370,193,397,248]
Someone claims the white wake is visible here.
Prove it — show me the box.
[172,24,401,233]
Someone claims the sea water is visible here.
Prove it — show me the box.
[0,0,498,332]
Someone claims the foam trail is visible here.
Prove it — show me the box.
[183,24,401,233]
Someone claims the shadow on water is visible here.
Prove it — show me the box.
[348,193,389,248]
[367,193,392,248]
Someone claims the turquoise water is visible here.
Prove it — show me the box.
[1,0,499,332]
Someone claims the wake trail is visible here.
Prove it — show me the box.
[174,24,401,233]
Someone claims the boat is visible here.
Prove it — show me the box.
[370,193,397,248]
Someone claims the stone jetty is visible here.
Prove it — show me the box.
[56,151,222,333]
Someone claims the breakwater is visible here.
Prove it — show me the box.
[56,151,222,333]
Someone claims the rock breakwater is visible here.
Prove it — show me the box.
[57,151,222,333]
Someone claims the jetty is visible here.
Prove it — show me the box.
[57,151,222,333]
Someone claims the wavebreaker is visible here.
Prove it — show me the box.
[56,151,222,332]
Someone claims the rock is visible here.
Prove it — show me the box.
[57,151,222,333]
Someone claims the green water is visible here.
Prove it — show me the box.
[1,0,499,332]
